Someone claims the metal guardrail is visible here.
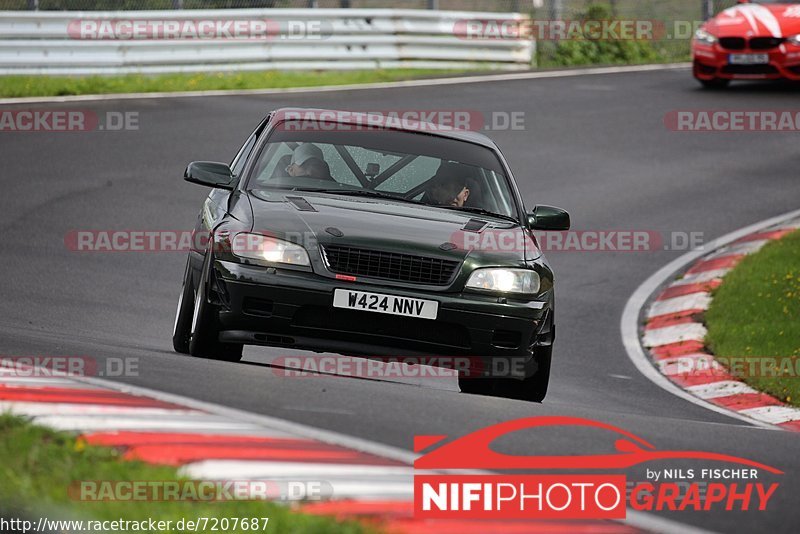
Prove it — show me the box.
[0,9,535,75]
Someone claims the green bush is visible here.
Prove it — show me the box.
[543,4,660,67]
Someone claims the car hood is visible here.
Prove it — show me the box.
[707,3,800,38]
[246,190,540,263]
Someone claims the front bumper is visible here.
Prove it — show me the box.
[207,258,554,379]
[692,42,800,81]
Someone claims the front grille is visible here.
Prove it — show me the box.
[719,36,783,51]
[292,306,471,349]
[321,245,460,285]
[719,37,746,50]
[721,64,778,75]
[749,37,784,50]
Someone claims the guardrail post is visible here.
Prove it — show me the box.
[550,0,563,21]
[27,0,38,10]
[340,0,351,6]
[427,0,439,9]
[171,0,183,9]
[704,0,714,20]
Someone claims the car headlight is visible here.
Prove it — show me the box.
[788,34,800,46]
[465,268,540,295]
[232,233,310,266]
[694,28,718,46]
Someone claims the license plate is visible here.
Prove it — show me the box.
[333,289,438,320]
[728,54,769,65]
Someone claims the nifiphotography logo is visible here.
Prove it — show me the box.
[413,417,782,520]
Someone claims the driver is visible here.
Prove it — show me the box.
[426,163,471,208]
[285,144,333,180]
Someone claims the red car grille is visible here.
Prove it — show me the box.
[718,37,784,50]
[719,37,746,50]
[749,37,784,50]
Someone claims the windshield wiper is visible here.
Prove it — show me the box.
[299,189,423,205]
[436,205,520,225]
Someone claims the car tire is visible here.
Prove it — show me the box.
[459,347,552,403]
[698,78,730,89]
[188,251,243,362]
[458,374,493,396]
[172,257,194,354]
[514,346,552,403]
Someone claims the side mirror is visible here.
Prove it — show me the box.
[527,205,571,231]
[184,161,235,190]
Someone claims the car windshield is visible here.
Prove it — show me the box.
[246,120,519,220]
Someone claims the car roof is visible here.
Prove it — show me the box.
[269,107,500,149]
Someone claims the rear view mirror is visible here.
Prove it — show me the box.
[527,205,571,231]
[184,161,235,190]
[365,163,380,179]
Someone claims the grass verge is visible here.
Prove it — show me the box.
[705,229,800,406]
[0,69,467,98]
[0,413,368,533]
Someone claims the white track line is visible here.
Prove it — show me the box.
[621,208,800,429]
[0,401,200,417]
[181,461,413,479]
[671,269,730,286]
[658,356,722,376]
[647,293,712,318]
[686,381,761,400]
[0,63,690,105]
[642,323,707,348]
[739,406,800,425]
[0,376,99,388]
[703,240,767,260]
[33,414,265,433]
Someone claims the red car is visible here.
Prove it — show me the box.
[692,0,800,87]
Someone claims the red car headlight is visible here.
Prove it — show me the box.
[694,28,718,46]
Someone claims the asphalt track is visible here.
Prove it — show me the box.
[1,67,799,532]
